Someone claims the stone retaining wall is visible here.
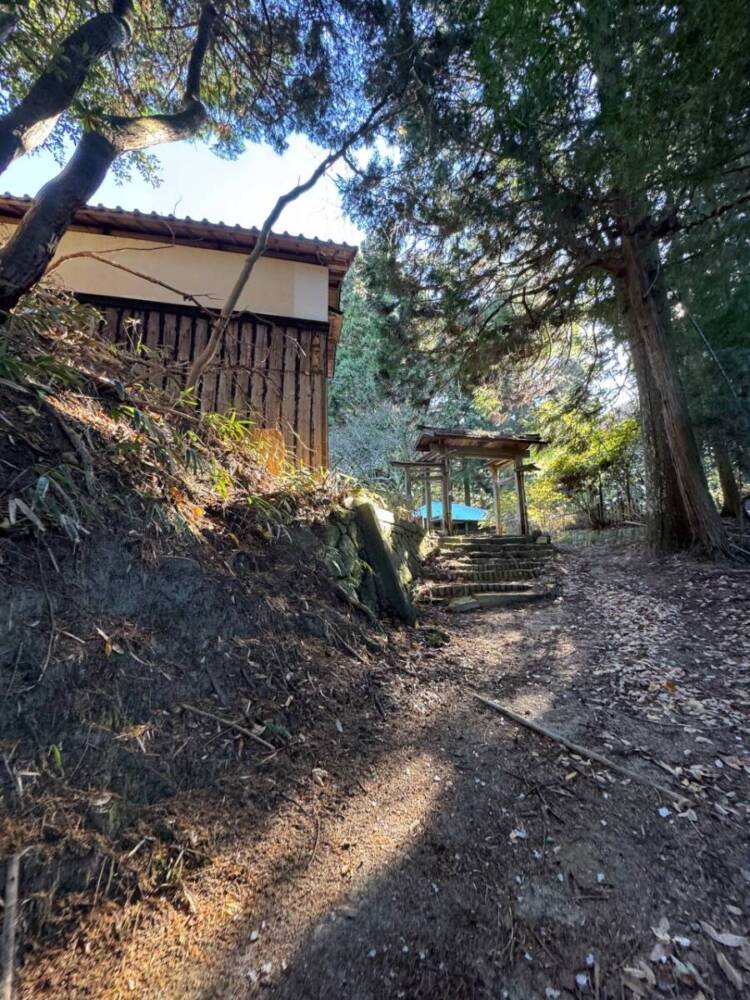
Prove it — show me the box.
[314,499,430,623]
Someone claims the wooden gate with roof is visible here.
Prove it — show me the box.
[393,426,546,535]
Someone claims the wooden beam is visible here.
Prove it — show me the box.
[391,460,444,469]
[419,446,530,461]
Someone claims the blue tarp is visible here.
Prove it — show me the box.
[414,501,488,522]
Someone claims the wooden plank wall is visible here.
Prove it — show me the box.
[97,301,329,468]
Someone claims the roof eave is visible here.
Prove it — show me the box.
[0,194,358,272]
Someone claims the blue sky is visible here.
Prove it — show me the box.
[2,134,364,247]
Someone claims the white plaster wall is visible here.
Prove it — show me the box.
[3,224,329,322]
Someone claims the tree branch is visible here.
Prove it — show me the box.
[0,1,135,176]
[47,249,216,317]
[0,3,217,313]
[102,101,209,153]
[186,96,396,390]
[99,3,217,152]
[186,2,217,101]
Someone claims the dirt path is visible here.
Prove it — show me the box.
[26,545,750,999]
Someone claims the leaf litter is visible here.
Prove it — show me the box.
[5,542,749,999]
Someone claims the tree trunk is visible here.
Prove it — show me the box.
[714,439,741,518]
[0,5,216,314]
[0,133,117,311]
[0,2,133,176]
[622,303,693,549]
[619,232,727,556]
[624,468,634,519]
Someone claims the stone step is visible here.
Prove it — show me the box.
[416,579,536,600]
[446,591,553,612]
[438,534,552,546]
[433,556,551,569]
[438,547,554,557]
[438,534,540,545]
[429,566,545,582]
[437,535,553,549]
[433,550,555,564]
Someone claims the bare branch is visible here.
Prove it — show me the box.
[186,97,397,389]
[47,250,216,316]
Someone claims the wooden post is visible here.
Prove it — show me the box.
[404,469,412,507]
[440,455,452,534]
[424,471,433,532]
[320,361,329,469]
[491,465,501,536]
[462,459,471,505]
[514,455,529,536]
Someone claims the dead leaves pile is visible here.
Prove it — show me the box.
[565,561,750,826]
[622,915,749,997]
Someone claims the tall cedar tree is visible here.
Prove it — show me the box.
[344,0,750,555]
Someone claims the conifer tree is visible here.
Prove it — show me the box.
[345,0,750,555]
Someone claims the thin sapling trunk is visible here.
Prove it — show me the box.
[714,439,741,518]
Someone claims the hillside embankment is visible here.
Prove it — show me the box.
[0,294,430,994]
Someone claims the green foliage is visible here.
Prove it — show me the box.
[203,410,255,446]
[346,0,749,360]
[329,262,388,422]
[524,476,569,534]
[330,250,497,491]
[0,1,423,178]
[534,402,641,528]
[666,211,750,483]
[0,284,92,390]
[210,461,233,500]
[342,0,749,548]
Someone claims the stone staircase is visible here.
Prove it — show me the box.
[415,534,558,611]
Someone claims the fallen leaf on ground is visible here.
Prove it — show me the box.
[700,922,748,947]
[716,950,744,990]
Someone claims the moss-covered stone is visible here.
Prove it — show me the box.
[322,520,342,548]
[319,544,348,578]
[315,504,424,623]
[336,532,362,583]
[352,500,416,625]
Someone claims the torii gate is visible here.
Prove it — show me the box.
[392,426,545,535]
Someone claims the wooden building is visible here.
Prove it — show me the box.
[0,194,358,468]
